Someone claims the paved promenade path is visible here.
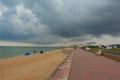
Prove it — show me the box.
[68,49,120,80]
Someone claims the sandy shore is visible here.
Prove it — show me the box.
[0,49,67,80]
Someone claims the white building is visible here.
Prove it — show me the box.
[86,42,97,46]
[106,44,120,49]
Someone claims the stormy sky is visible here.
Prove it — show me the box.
[0,0,120,46]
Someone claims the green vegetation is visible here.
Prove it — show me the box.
[110,48,120,51]
[88,46,99,48]
[88,47,120,62]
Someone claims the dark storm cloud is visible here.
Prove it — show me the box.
[0,0,120,44]
[23,0,120,38]
[53,0,120,37]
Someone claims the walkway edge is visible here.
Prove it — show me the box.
[48,51,74,80]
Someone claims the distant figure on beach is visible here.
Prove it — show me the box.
[61,47,64,54]
[34,50,36,53]
[40,51,43,54]
[10,56,13,58]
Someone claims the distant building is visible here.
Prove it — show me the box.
[106,44,120,49]
[86,42,97,46]
[78,44,84,47]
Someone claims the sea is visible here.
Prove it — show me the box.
[0,46,60,59]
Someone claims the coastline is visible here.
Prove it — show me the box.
[0,46,60,59]
[0,49,67,80]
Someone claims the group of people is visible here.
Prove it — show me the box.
[25,50,44,56]
[33,50,44,54]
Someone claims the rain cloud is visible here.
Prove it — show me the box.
[0,0,120,45]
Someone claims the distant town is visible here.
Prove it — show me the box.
[78,42,120,49]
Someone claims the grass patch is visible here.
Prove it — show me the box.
[89,48,120,62]
[110,48,120,51]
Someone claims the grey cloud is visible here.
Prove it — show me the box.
[0,0,120,44]
[1,0,23,6]
[23,0,120,38]
[0,2,44,42]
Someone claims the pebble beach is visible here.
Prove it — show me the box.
[0,49,67,80]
